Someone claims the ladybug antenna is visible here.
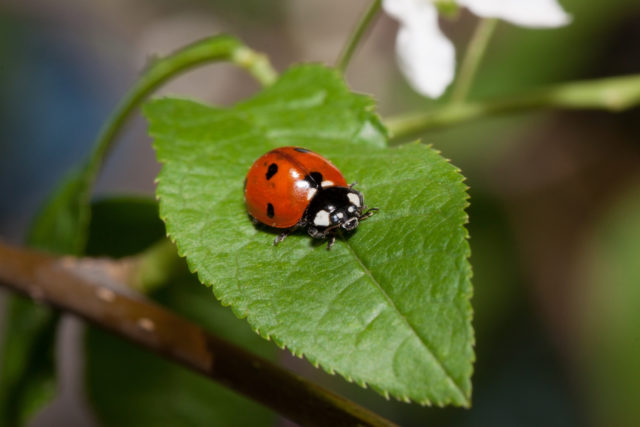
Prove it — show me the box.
[324,223,342,233]
[359,207,379,220]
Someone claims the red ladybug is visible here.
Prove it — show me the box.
[244,146,378,249]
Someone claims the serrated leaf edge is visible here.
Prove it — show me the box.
[148,66,473,406]
[155,148,473,407]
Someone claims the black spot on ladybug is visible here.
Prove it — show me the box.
[267,203,275,218]
[266,163,278,180]
[294,147,311,153]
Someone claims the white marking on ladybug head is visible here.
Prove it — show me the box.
[321,180,334,188]
[306,187,318,201]
[347,205,357,214]
[313,210,330,227]
[347,192,361,207]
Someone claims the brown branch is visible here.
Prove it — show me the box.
[0,241,396,427]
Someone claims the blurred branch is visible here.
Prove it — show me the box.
[0,241,395,427]
[386,73,640,140]
[56,239,186,295]
[336,0,382,73]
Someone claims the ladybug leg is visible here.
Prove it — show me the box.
[326,235,336,250]
[349,181,358,189]
[274,230,291,246]
[307,226,324,239]
[308,226,337,250]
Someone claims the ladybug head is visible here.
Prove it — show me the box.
[305,186,367,234]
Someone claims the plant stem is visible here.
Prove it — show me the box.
[386,73,640,140]
[336,0,382,73]
[69,239,188,294]
[87,35,277,177]
[28,36,278,255]
[0,242,396,427]
[128,239,189,293]
[449,18,498,104]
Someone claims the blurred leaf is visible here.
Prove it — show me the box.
[83,197,276,426]
[146,65,473,405]
[464,195,522,341]
[87,197,186,294]
[0,167,92,426]
[27,168,91,255]
[85,196,165,258]
[577,183,640,426]
[85,283,277,427]
[0,298,57,427]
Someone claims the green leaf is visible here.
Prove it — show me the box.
[83,197,276,426]
[146,64,473,405]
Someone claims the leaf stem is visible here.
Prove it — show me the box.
[386,73,640,140]
[336,0,382,73]
[0,242,396,427]
[449,18,498,104]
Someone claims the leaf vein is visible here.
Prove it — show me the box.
[341,239,467,401]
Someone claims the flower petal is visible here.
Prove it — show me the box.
[383,0,456,98]
[458,0,571,28]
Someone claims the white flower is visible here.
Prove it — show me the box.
[383,0,571,98]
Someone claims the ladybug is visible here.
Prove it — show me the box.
[244,146,378,249]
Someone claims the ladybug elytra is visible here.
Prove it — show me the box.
[244,146,378,249]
